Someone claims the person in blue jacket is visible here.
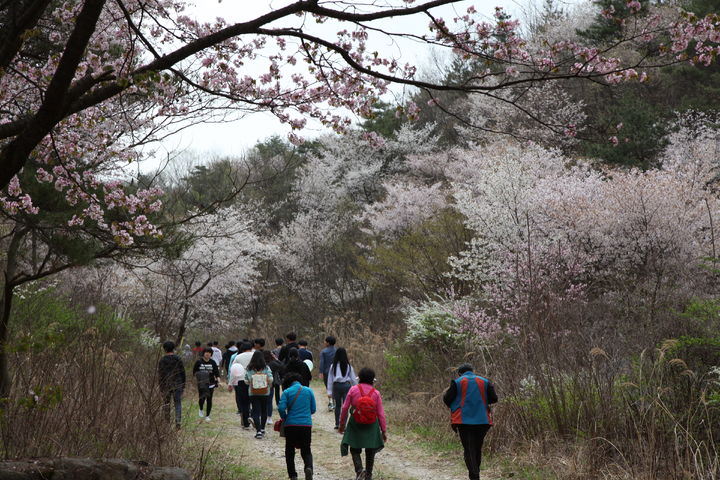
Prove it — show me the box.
[278,372,316,480]
[443,363,498,480]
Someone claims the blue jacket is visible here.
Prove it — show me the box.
[319,346,336,376]
[444,372,497,425]
[278,381,316,427]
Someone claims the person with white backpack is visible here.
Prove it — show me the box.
[228,342,254,429]
[245,351,273,439]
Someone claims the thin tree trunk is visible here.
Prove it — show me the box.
[175,303,189,347]
[0,228,25,397]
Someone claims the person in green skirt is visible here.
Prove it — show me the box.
[338,368,387,480]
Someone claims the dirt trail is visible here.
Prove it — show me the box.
[188,382,500,480]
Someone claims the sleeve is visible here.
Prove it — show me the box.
[443,380,457,407]
[266,367,273,385]
[212,360,220,382]
[309,388,317,415]
[487,382,498,405]
[179,359,186,387]
[376,390,387,433]
[192,360,200,375]
[278,391,288,420]
[244,369,251,384]
[303,364,312,385]
[350,366,358,386]
[339,386,354,427]
[319,350,326,373]
[326,365,335,396]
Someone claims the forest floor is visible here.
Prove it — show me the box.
[183,381,505,480]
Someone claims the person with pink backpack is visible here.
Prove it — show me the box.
[338,368,387,480]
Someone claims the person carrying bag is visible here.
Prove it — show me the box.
[278,373,316,480]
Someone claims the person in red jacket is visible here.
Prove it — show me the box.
[443,363,498,480]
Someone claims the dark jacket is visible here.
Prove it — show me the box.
[278,341,299,363]
[268,358,284,386]
[283,359,312,386]
[298,348,313,362]
[158,354,185,391]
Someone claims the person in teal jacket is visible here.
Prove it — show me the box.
[443,363,498,480]
[278,373,316,480]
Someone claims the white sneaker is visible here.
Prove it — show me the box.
[205,416,211,422]
[266,418,272,425]
[198,409,204,418]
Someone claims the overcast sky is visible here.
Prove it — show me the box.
[152,0,545,163]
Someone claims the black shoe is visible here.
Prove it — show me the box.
[304,467,313,480]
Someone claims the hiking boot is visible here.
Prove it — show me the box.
[355,471,366,480]
[304,467,313,480]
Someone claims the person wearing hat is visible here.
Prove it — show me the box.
[443,363,497,480]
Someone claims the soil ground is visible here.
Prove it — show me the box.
[184,381,502,480]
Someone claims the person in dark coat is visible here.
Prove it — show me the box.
[158,341,186,428]
[283,348,311,387]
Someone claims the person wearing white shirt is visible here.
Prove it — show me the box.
[325,347,357,430]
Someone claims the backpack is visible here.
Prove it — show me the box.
[195,369,211,389]
[250,371,269,395]
[353,385,378,424]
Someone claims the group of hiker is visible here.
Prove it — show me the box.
[158,331,497,480]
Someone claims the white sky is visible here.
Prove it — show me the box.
[152,0,541,161]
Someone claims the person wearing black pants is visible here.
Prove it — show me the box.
[443,363,498,480]
[457,425,491,479]
[245,351,273,438]
[193,348,219,422]
[284,426,313,479]
[279,373,316,480]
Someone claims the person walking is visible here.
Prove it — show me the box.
[272,337,284,359]
[192,347,219,421]
[443,363,498,480]
[158,340,186,428]
[245,351,273,439]
[264,349,283,423]
[298,340,313,362]
[228,342,254,429]
[318,336,337,410]
[325,347,357,429]
[278,332,299,363]
[222,341,237,375]
[278,372,316,480]
[283,347,312,387]
[338,368,387,480]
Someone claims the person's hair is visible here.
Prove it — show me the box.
[203,347,213,355]
[239,342,253,352]
[206,342,213,347]
[288,347,299,361]
[332,347,350,377]
[298,339,308,347]
[282,372,303,389]
[275,337,284,346]
[358,367,375,385]
[162,341,175,353]
[213,341,218,346]
[262,350,274,364]
[254,338,266,348]
[286,332,297,341]
[194,341,201,347]
[325,335,336,346]
[457,363,474,375]
[228,340,236,347]
[247,351,267,371]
